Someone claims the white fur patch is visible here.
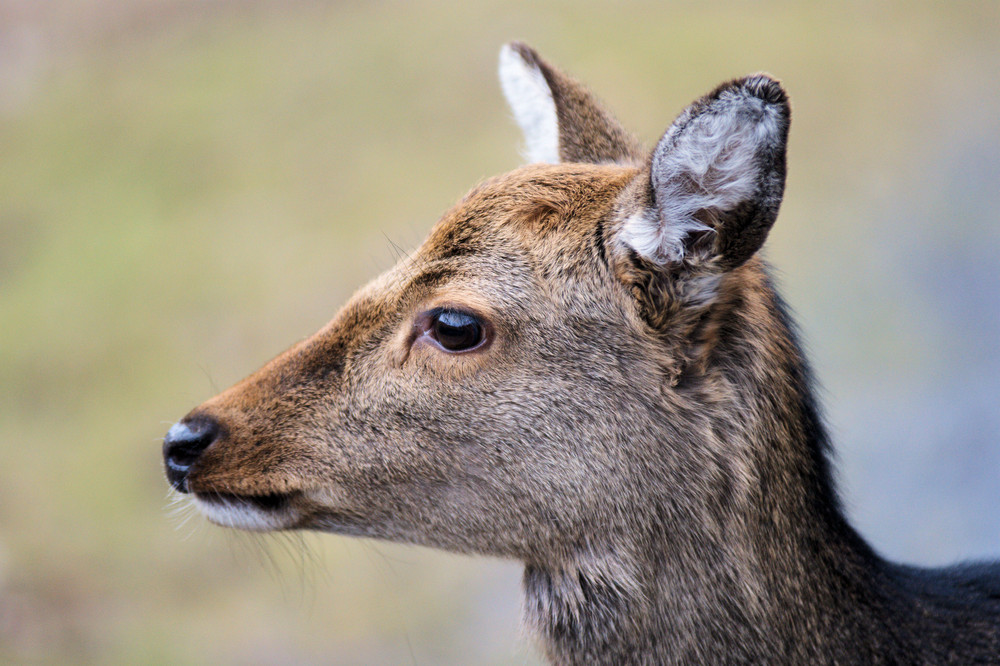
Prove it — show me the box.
[620,208,712,265]
[499,44,559,164]
[625,88,782,265]
[193,495,292,532]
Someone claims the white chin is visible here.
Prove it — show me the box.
[192,495,294,532]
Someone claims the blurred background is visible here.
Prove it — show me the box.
[1,1,998,663]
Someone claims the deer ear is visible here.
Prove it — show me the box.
[619,75,790,271]
[499,42,643,165]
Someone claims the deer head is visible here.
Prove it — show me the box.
[165,42,807,663]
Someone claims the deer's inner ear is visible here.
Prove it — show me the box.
[617,75,790,272]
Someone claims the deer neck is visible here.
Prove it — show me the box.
[521,433,888,664]
[523,277,895,665]
[521,511,890,665]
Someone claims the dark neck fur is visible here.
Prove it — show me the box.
[523,268,1000,664]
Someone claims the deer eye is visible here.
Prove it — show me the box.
[428,308,485,352]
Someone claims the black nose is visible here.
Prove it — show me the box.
[163,416,220,492]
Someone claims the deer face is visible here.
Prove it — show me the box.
[164,43,790,567]
[165,164,659,560]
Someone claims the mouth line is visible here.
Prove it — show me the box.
[194,490,297,512]
[189,488,365,534]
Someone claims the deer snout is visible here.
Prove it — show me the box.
[163,416,220,492]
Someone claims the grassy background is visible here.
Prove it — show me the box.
[1,1,998,663]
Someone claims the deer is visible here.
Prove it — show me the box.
[162,43,1000,664]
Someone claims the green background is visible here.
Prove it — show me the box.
[2,1,998,663]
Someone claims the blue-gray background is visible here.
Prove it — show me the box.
[1,2,997,663]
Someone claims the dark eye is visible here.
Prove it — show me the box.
[429,309,485,352]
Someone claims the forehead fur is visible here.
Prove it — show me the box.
[421,163,638,265]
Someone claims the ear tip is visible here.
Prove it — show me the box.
[501,41,540,67]
[707,74,789,116]
[740,73,788,107]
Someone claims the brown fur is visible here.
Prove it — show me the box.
[164,44,1000,664]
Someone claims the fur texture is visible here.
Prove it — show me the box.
[500,43,560,164]
[163,43,1000,664]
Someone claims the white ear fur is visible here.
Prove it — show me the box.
[619,206,713,266]
[622,78,786,265]
[499,44,560,164]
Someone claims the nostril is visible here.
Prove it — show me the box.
[163,416,220,492]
